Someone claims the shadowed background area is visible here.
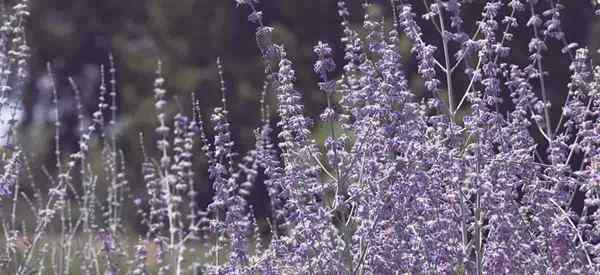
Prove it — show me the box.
[18,0,600,230]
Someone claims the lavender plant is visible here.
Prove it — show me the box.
[2,0,600,274]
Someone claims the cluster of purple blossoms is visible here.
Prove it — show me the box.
[227,0,600,274]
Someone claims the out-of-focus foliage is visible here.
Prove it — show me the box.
[24,1,361,199]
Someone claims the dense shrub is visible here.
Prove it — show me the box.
[2,0,600,274]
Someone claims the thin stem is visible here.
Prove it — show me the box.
[529,2,553,140]
[454,58,482,115]
[437,4,455,121]
[549,199,593,267]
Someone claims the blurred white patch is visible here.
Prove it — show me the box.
[0,99,23,146]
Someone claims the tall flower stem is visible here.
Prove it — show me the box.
[529,2,553,140]
[437,3,455,122]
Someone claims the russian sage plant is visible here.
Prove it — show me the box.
[2,0,600,274]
